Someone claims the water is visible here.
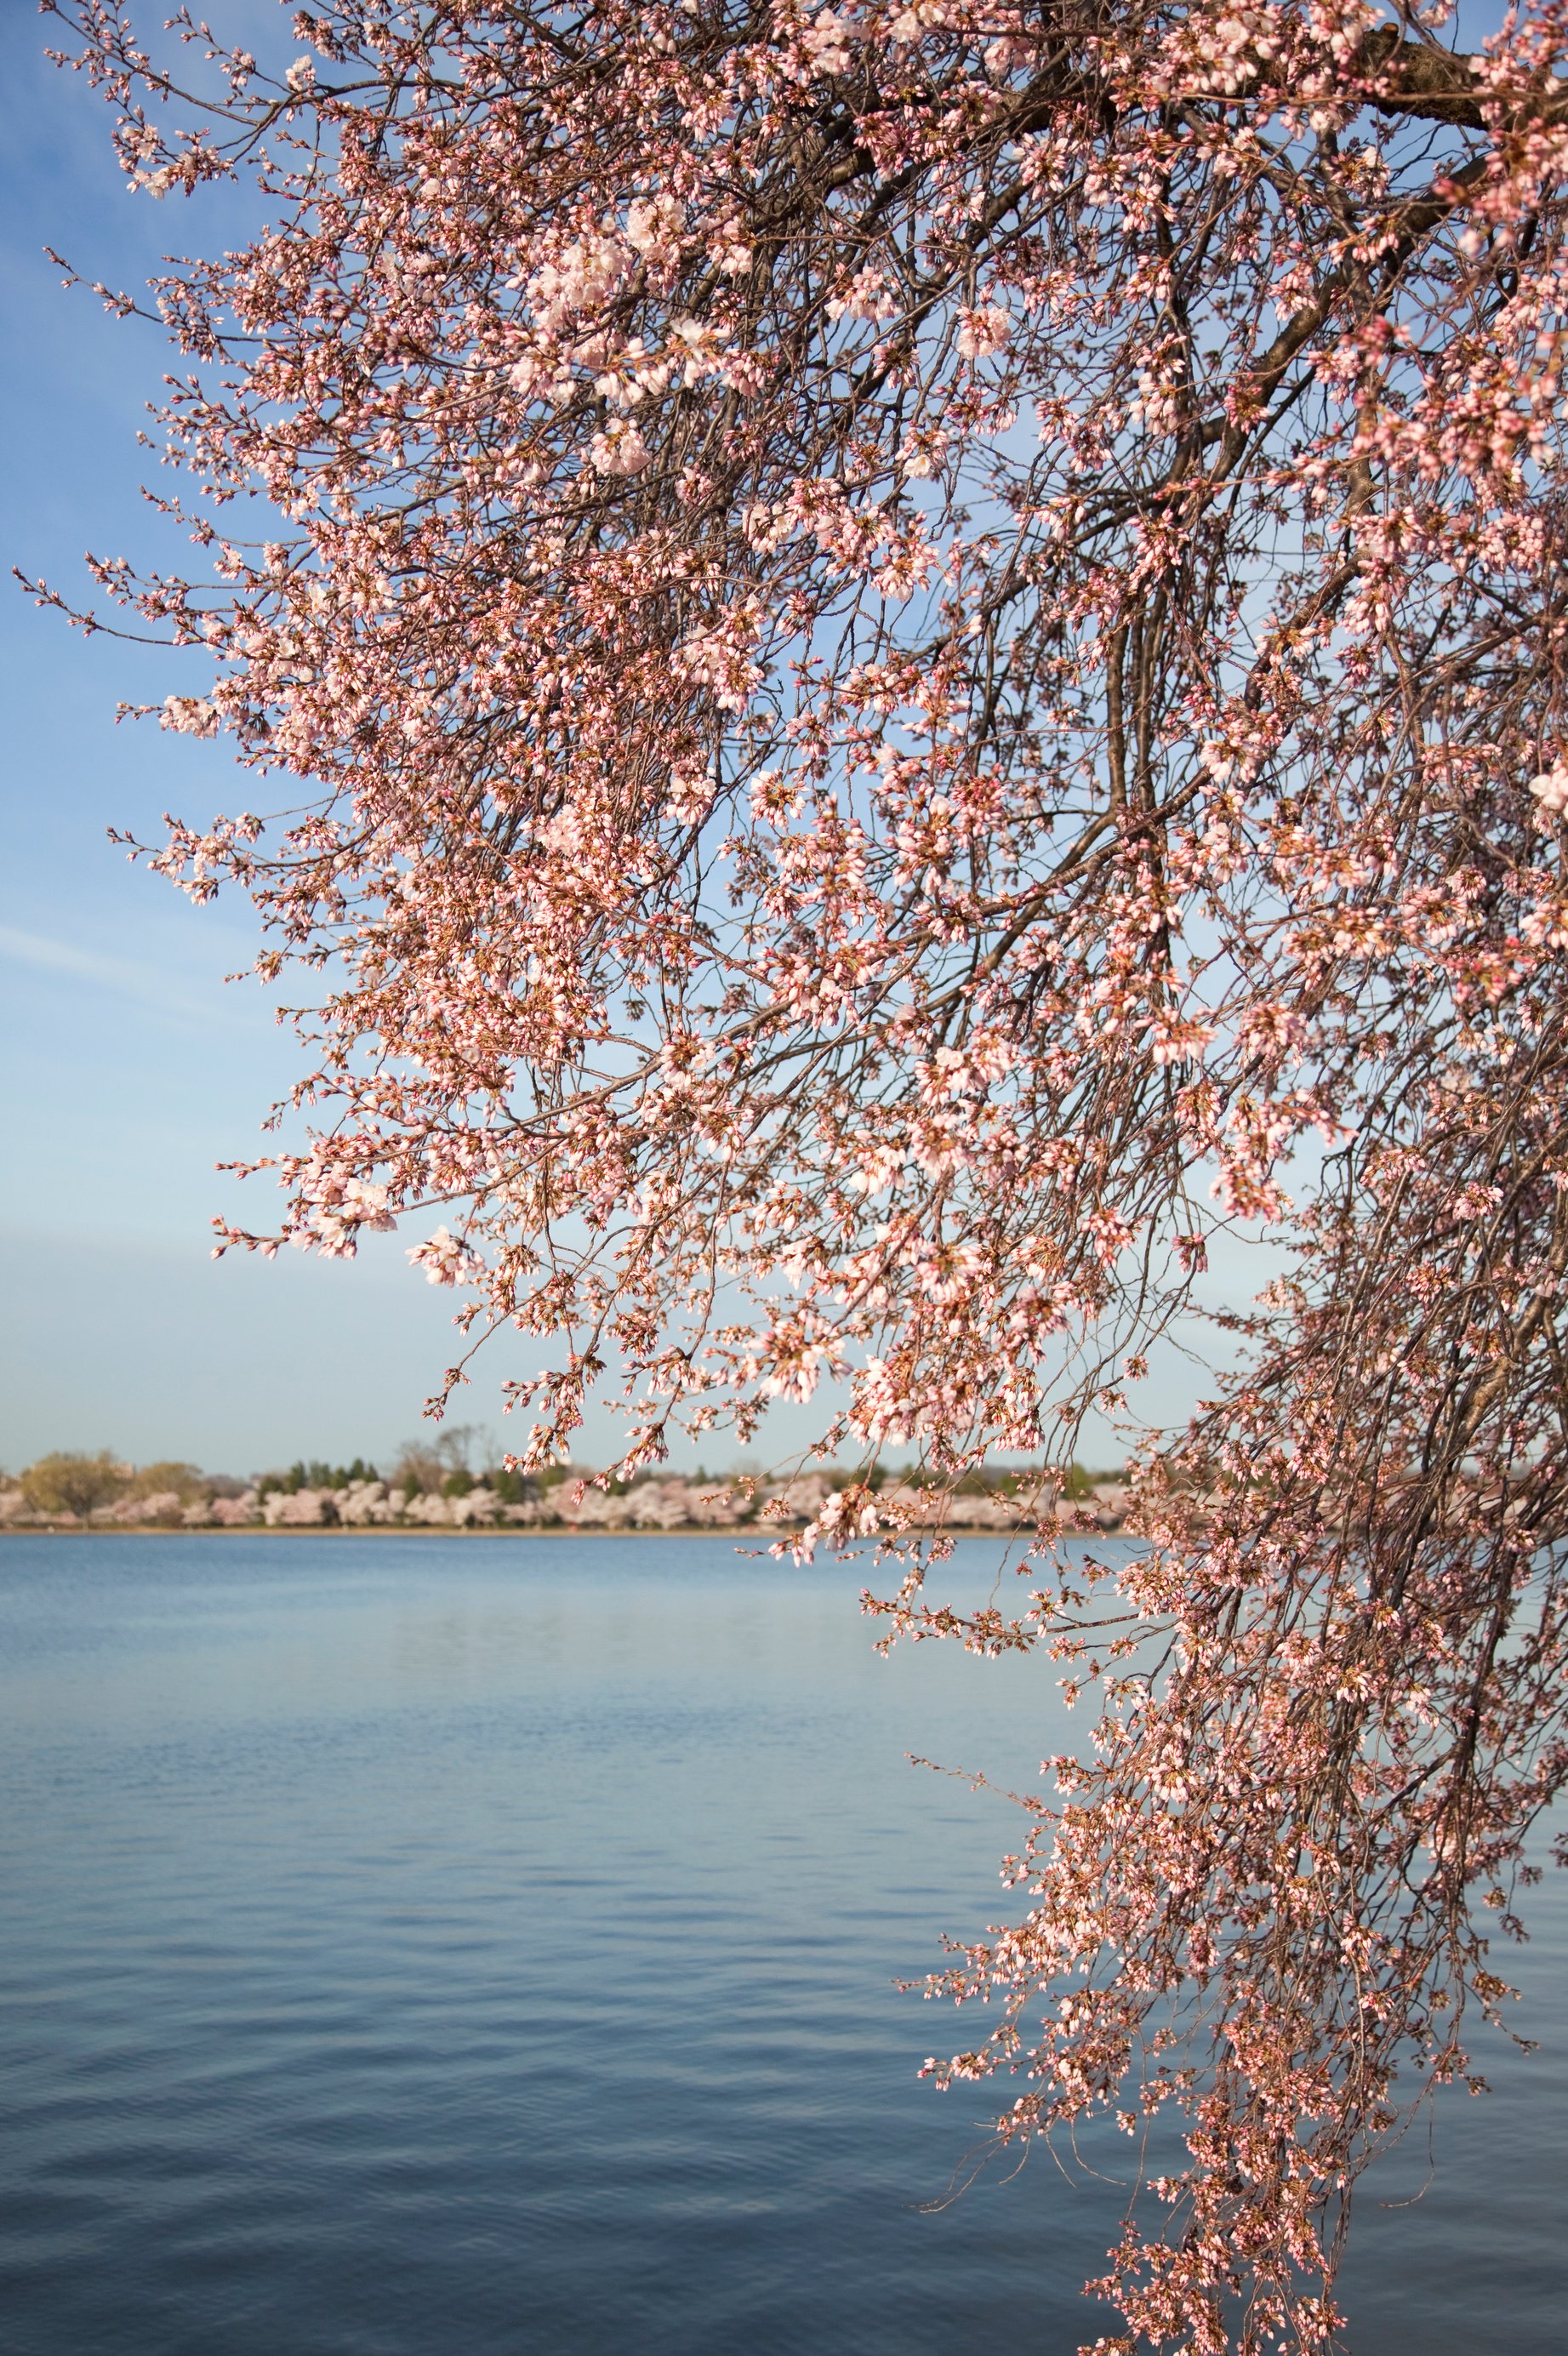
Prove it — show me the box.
[0,1536,1561,2354]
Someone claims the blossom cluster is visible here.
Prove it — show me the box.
[41,2,1568,2344]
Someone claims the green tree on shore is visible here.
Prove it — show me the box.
[19,1452,125,1519]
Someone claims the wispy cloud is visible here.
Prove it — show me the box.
[0,922,221,1023]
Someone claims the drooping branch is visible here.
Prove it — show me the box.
[33,5,1568,2349]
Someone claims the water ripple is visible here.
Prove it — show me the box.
[0,1535,1560,2355]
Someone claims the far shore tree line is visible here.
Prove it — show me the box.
[0,1443,1129,1533]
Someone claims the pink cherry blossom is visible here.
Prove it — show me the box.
[37,4,1568,2345]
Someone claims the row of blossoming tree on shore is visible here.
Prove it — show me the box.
[0,1449,1129,1533]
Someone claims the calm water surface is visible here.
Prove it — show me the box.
[1,1536,1562,2353]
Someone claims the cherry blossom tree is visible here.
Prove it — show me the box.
[31,1,1568,2344]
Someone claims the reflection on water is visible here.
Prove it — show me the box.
[0,1535,1560,2355]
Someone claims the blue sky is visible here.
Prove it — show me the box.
[0,0,1370,1480]
[0,6,488,1475]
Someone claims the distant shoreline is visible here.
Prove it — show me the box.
[0,1517,1107,1538]
[5,1463,1126,1540]
[0,1522,770,1537]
